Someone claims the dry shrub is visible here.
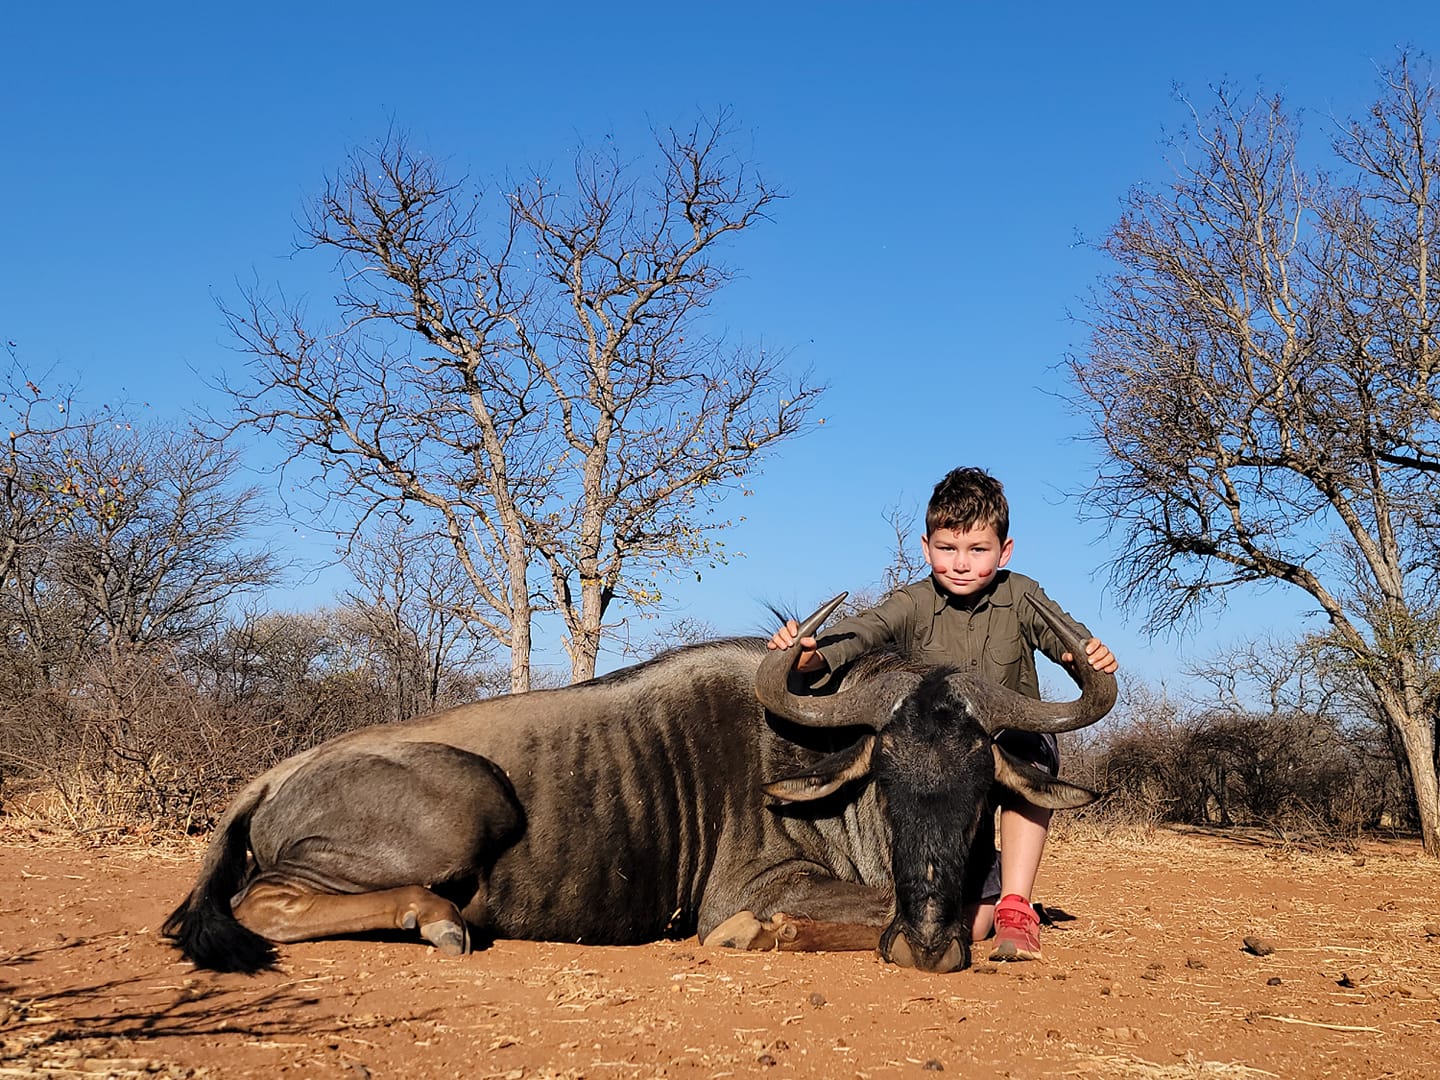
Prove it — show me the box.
[0,643,469,837]
[1059,682,1413,848]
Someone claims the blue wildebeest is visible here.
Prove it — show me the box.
[165,594,1115,973]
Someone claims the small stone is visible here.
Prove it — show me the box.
[1185,958,1206,969]
[923,1060,944,1072]
[1242,936,1276,956]
[1266,977,1282,986]
[757,1054,777,1067]
[807,991,826,1008]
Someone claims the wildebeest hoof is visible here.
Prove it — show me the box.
[420,918,470,956]
[400,909,470,955]
[702,911,797,951]
[702,910,765,950]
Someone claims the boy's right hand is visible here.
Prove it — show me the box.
[768,619,826,673]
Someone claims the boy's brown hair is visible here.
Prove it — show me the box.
[925,467,1009,541]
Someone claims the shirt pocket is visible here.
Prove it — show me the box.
[983,633,1026,678]
[913,633,960,667]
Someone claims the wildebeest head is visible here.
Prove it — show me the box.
[755,593,1117,973]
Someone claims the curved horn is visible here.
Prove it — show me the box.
[754,593,881,728]
[953,596,1117,734]
[756,594,927,730]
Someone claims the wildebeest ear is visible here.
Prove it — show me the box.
[991,744,1100,810]
[763,735,876,802]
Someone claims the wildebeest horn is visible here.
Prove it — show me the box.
[756,593,923,729]
[947,596,1117,734]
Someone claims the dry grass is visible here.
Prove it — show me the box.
[0,784,197,854]
[1071,1054,1282,1077]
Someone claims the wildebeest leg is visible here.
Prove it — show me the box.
[701,862,892,953]
[239,743,523,956]
[703,910,883,952]
[233,879,471,954]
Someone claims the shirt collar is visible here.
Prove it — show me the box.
[928,570,1014,614]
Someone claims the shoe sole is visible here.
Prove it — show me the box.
[989,942,1042,962]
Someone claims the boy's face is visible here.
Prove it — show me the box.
[921,524,1013,598]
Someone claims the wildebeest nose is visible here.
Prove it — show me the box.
[880,924,969,973]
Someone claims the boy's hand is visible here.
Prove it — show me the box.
[768,619,826,673]
[1061,638,1118,674]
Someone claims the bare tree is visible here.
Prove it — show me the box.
[338,519,502,719]
[224,114,822,691]
[0,347,86,598]
[1183,632,1344,719]
[47,423,279,660]
[877,499,929,595]
[1069,54,1440,853]
[0,413,282,831]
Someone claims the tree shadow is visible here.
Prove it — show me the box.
[13,973,440,1045]
[0,934,104,992]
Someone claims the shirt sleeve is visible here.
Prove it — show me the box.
[813,586,921,676]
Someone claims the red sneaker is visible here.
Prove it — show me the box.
[989,894,1042,961]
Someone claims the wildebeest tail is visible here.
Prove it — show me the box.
[162,781,276,973]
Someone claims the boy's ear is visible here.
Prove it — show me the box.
[920,533,933,567]
[997,536,1014,567]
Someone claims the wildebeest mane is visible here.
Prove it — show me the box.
[578,636,766,690]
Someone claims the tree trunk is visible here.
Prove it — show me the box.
[1393,712,1440,855]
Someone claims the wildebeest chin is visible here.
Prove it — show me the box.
[165,593,1116,974]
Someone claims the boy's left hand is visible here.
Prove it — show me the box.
[1061,638,1118,674]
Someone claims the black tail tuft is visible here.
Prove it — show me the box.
[162,795,277,974]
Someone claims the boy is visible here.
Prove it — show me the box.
[768,466,1118,961]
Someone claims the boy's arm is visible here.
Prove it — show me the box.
[766,587,919,680]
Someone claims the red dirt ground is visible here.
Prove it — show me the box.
[2,827,1438,1079]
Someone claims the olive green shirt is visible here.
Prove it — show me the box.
[814,571,1092,700]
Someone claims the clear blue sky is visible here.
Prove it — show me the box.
[4,1,1432,684]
